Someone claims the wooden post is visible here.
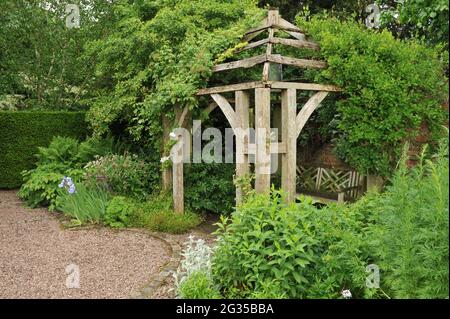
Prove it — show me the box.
[235,91,250,205]
[162,115,172,192]
[172,138,184,214]
[281,88,297,202]
[255,88,271,194]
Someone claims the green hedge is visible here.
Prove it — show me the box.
[0,111,87,188]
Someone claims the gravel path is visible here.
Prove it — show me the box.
[0,190,172,299]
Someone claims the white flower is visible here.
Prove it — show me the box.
[169,132,177,139]
[160,156,171,163]
[342,289,352,299]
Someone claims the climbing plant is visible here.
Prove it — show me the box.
[84,0,264,149]
[297,16,448,176]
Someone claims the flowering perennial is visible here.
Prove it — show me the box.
[58,176,76,194]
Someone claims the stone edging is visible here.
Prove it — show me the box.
[127,230,182,299]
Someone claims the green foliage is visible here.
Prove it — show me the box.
[297,16,448,176]
[381,0,449,49]
[35,135,114,167]
[83,153,156,200]
[56,184,110,226]
[17,135,113,208]
[104,196,138,228]
[212,191,372,298]
[178,271,222,299]
[212,136,449,299]
[84,0,263,147]
[131,193,202,234]
[0,111,87,188]
[366,138,449,298]
[185,163,235,214]
[0,0,114,109]
[18,164,84,210]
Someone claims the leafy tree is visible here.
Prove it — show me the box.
[83,0,263,152]
[0,0,114,109]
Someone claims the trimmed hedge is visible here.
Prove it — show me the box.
[0,111,87,188]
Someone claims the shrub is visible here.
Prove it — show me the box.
[184,163,235,214]
[18,135,113,209]
[212,192,372,299]
[35,136,80,167]
[33,135,113,168]
[212,138,449,299]
[56,183,110,226]
[0,111,87,188]
[366,140,449,298]
[18,164,84,210]
[83,154,154,200]
[297,16,448,176]
[104,196,138,228]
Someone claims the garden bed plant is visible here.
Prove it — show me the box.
[18,135,202,233]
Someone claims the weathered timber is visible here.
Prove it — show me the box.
[296,91,329,137]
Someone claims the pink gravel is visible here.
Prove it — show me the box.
[0,190,171,299]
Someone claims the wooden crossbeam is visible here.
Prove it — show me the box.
[210,93,238,131]
[296,91,329,138]
[197,81,266,95]
[267,54,327,69]
[270,37,320,50]
[198,81,341,95]
[269,81,341,92]
[212,54,266,72]
[236,38,269,53]
[237,36,320,54]
[277,17,305,40]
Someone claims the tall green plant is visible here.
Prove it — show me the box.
[56,183,109,225]
[366,136,449,298]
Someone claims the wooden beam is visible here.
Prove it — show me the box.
[267,54,327,69]
[271,37,320,51]
[210,93,238,131]
[197,81,266,95]
[296,91,329,138]
[267,9,280,25]
[262,28,274,82]
[242,17,268,42]
[277,17,305,41]
[172,140,184,214]
[212,54,266,72]
[235,91,250,205]
[236,38,269,53]
[254,88,271,194]
[281,88,297,202]
[269,81,342,92]
[176,105,190,128]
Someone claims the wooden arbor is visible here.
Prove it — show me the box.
[173,9,341,213]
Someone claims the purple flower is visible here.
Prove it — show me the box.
[68,185,76,194]
[59,177,76,194]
